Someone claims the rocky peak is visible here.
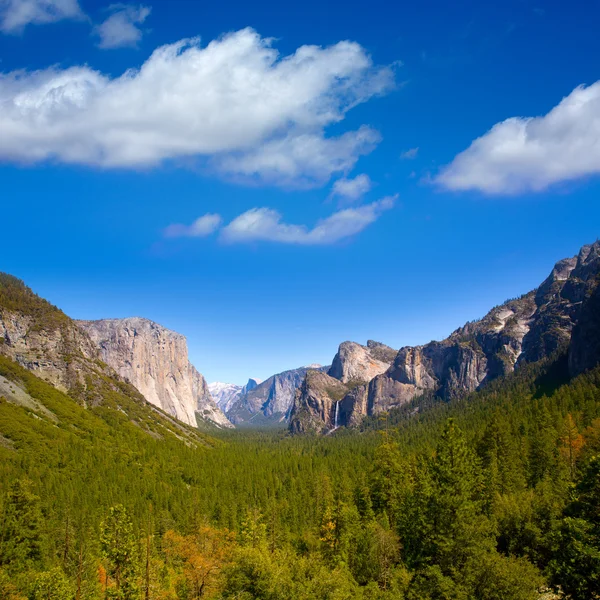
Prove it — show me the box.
[328,340,396,384]
[0,274,101,394]
[78,317,232,429]
[242,378,261,395]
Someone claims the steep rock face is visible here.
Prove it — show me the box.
[291,241,600,434]
[78,318,232,429]
[364,244,600,415]
[567,245,600,376]
[288,371,350,434]
[329,340,396,384]
[289,340,394,433]
[227,367,326,424]
[569,282,600,376]
[0,311,100,393]
[241,378,261,395]
[0,275,216,446]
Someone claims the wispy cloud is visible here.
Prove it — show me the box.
[400,147,418,159]
[0,0,84,33]
[220,196,397,245]
[436,81,600,194]
[330,173,373,202]
[329,173,372,203]
[0,28,396,187]
[95,4,151,49]
[163,213,222,238]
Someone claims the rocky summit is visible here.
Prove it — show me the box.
[290,241,600,434]
[78,318,232,429]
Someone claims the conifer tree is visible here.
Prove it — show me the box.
[100,505,139,600]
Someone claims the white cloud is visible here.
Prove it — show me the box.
[218,127,380,187]
[95,4,150,49]
[163,213,222,238]
[0,0,83,33]
[436,81,600,194]
[330,173,372,202]
[0,28,395,186]
[400,147,418,159]
[220,195,397,245]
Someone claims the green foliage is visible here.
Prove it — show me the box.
[31,567,74,600]
[0,350,599,598]
[100,505,139,599]
[0,479,43,571]
[0,273,70,332]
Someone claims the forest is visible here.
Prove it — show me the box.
[0,348,599,599]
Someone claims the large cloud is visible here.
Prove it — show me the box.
[220,196,397,245]
[436,81,600,194]
[0,0,83,33]
[0,28,395,185]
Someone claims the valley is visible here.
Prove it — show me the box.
[0,242,599,599]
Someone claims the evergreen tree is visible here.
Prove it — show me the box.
[100,505,139,599]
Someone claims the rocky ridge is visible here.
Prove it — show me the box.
[226,365,328,425]
[78,318,232,429]
[290,241,600,434]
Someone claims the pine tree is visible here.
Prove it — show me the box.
[100,505,139,600]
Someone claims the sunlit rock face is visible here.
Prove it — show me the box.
[290,241,600,434]
[78,317,232,429]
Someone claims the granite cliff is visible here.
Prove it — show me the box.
[0,274,104,395]
[78,318,232,429]
[290,241,600,434]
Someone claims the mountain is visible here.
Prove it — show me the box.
[290,241,600,434]
[226,365,328,425]
[289,341,396,433]
[208,378,262,414]
[0,273,216,445]
[328,340,397,383]
[78,318,232,429]
[209,381,243,412]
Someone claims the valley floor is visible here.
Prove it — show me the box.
[1,352,600,599]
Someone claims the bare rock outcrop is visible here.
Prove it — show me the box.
[78,318,232,429]
[329,340,396,384]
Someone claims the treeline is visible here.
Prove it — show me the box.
[1,353,600,598]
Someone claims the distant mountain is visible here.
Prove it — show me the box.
[209,381,243,412]
[208,378,262,414]
[290,241,600,434]
[226,365,328,425]
[78,318,232,429]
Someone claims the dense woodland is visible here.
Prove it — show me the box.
[0,342,599,599]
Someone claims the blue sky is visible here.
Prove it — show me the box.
[1,0,599,384]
